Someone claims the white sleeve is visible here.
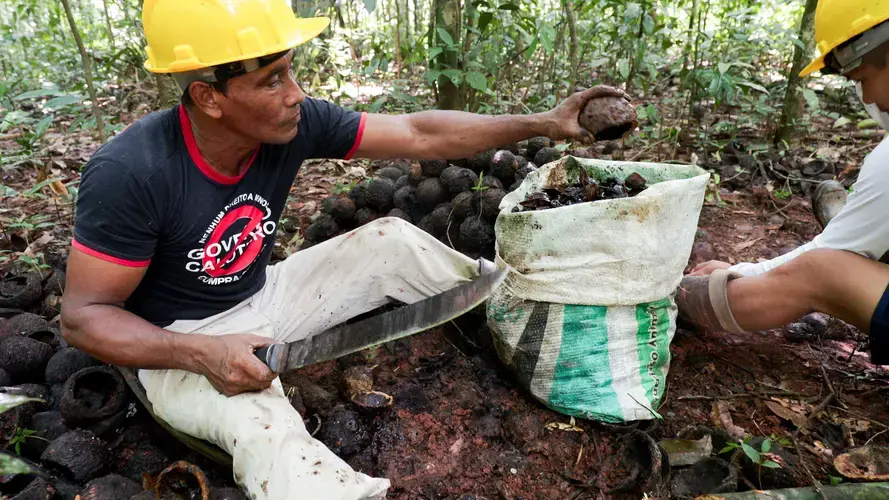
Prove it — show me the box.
[729,136,889,277]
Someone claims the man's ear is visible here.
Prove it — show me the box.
[189,82,223,119]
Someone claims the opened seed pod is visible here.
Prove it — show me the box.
[60,366,127,429]
[45,348,101,385]
[0,336,54,383]
[43,269,66,296]
[80,474,142,500]
[670,457,737,498]
[26,326,66,350]
[350,390,393,412]
[1,313,48,337]
[155,461,211,500]
[19,411,69,459]
[596,429,670,496]
[210,487,248,500]
[579,96,638,141]
[0,273,42,309]
[41,429,107,482]
[39,294,62,320]
[7,477,56,500]
[116,443,169,482]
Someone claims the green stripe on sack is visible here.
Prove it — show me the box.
[549,304,622,421]
[635,298,672,409]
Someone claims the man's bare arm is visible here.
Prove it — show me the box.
[354,86,629,160]
[60,247,275,396]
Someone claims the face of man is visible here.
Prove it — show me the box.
[846,47,889,115]
[201,50,307,144]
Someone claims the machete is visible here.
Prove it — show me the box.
[254,267,508,373]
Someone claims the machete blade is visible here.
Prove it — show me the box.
[257,267,507,373]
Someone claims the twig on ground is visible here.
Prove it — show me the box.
[864,428,889,446]
[790,430,826,499]
[806,345,838,426]
[828,405,889,430]
[677,390,805,401]
[768,197,797,218]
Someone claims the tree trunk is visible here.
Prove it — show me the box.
[61,0,107,143]
[413,0,422,43]
[775,0,819,145]
[563,0,579,88]
[681,0,699,74]
[435,0,463,110]
[625,0,648,93]
[101,0,114,46]
[154,74,178,108]
[394,0,403,77]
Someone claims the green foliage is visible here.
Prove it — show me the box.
[333,179,359,194]
[9,428,46,456]
[0,393,43,475]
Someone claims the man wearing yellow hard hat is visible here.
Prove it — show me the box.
[58,0,627,498]
[677,0,889,365]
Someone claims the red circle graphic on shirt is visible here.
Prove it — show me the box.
[203,205,266,277]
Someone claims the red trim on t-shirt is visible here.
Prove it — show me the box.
[72,238,151,267]
[178,106,259,185]
[344,112,368,160]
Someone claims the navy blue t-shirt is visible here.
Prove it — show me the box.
[72,98,366,326]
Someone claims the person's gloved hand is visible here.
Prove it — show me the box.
[542,85,631,144]
[688,260,733,277]
[194,334,276,396]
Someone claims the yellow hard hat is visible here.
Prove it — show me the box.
[800,0,889,77]
[142,0,330,74]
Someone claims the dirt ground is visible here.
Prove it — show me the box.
[270,176,889,499]
[2,103,889,498]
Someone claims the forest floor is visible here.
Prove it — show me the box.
[2,88,889,498]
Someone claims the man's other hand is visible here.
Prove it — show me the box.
[196,334,277,397]
[689,260,733,277]
[543,85,632,143]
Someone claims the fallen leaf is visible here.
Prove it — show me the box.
[711,401,747,439]
[813,440,834,459]
[816,145,841,160]
[23,233,54,257]
[733,238,763,252]
[766,400,808,429]
[545,421,584,433]
[50,180,69,198]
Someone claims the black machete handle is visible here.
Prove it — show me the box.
[254,344,286,373]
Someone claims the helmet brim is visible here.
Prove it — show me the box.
[800,54,826,77]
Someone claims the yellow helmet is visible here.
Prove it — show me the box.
[800,0,889,77]
[142,0,330,74]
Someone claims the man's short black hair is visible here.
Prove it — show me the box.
[181,79,229,108]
